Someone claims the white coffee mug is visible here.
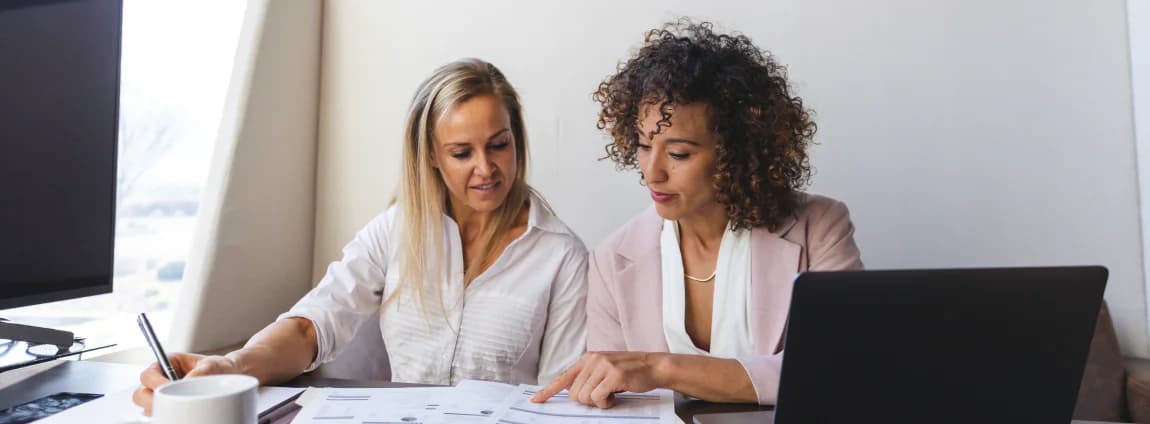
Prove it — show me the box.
[152,374,259,424]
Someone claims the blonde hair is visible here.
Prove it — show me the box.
[390,58,532,315]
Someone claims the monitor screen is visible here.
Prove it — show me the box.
[0,0,121,309]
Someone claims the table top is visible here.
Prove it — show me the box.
[0,361,768,423]
[0,360,1120,424]
[0,359,140,410]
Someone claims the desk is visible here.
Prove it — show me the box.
[0,360,1126,424]
[0,359,140,411]
[0,360,771,423]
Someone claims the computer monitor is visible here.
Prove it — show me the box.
[0,0,122,347]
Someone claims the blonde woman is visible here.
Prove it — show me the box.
[133,59,588,415]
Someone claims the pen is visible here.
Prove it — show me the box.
[137,312,179,381]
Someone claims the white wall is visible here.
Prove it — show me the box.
[316,0,1148,356]
[1132,0,1150,359]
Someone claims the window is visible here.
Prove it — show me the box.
[1,0,246,350]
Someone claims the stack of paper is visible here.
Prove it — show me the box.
[290,380,677,424]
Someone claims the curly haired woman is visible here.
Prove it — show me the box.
[533,19,863,407]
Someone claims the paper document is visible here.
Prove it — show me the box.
[441,379,519,418]
[289,380,675,424]
[488,385,676,424]
[291,387,489,424]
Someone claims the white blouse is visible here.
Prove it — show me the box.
[660,220,754,358]
[278,194,588,386]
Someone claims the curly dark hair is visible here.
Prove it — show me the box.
[594,19,816,232]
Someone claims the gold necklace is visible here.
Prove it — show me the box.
[685,270,716,283]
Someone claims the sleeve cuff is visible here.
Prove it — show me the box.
[276,312,326,372]
[734,354,784,405]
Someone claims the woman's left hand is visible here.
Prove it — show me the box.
[530,351,666,408]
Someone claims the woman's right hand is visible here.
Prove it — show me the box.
[131,352,243,416]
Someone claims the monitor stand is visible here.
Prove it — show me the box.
[0,319,114,373]
[0,320,74,348]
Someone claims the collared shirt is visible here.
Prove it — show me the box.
[279,194,588,385]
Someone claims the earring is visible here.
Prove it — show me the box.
[638,173,647,187]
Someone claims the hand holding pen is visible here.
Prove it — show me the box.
[132,313,244,416]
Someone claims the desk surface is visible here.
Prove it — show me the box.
[0,360,772,423]
[0,360,1124,424]
[0,359,140,410]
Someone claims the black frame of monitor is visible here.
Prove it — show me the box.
[0,0,123,361]
[0,0,122,311]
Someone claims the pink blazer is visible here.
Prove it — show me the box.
[586,193,864,405]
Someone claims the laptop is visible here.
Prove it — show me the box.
[695,266,1107,424]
